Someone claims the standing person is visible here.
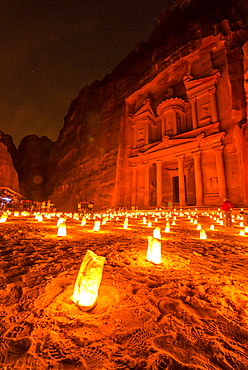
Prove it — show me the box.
[221,198,233,226]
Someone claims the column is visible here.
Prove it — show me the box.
[144,163,150,208]
[161,116,166,137]
[177,155,186,207]
[209,89,219,123]
[131,166,137,206]
[144,122,149,145]
[214,147,227,202]
[156,161,163,207]
[191,98,198,129]
[193,151,204,206]
[172,110,177,136]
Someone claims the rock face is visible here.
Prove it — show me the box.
[17,135,55,201]
[0,135,19,193]
[46,0,248,211]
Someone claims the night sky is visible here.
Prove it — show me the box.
[0,0,175,146]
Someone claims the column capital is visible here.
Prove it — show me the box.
[155,160,163,166]
[176,154,185,162]
[143,162,150,167]
[192,150,202,158]
[213,146,224,155]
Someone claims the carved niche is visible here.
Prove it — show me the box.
[157,98,186,137]
[129,99,156,148]
[184,71,220,129]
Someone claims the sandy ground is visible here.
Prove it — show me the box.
[0,209,248,370]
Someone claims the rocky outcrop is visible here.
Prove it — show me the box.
[17,135,55,201]
[46,0,248,211]
[0,139,19,193]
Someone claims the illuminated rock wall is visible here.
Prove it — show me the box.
[0,142,19,193]
[47,0,248,211]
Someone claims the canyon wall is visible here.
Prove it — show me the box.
[48,0,248,210]
[0,134,19,193]
[7,0,234,210]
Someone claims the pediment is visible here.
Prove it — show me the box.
[143,135,196,154]
[129,98,155,123]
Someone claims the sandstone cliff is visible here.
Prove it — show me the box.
[17,135,55,201]
[0,136,19,194]
[46,0,248,211]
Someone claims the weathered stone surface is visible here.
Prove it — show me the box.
[0,134,19,193]
[45,0,248,211]
[17,135,54,201]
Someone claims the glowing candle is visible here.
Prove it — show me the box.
[210,224,215,230]
[153,227,161,239]
[71,250,105,311]
[37,215,43,222]
[123,219,128,229]
[57,222,67,236]
[93,220,101,231]
[0,215,7,223]
[164,222,170,233]
[147,221,152,227]
[81,217,86,226]
[196,224,202,230]
[200,229,207,239]
[146,236,162,264]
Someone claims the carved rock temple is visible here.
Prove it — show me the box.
[45,0,248,211]
[3,0,248,211]
[126,68,244,208]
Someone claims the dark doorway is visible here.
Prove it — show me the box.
[173,176,179,203]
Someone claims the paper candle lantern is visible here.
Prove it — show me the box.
[71,250,105,311]
[57,222,67,236]
[146,236,162,264]
[210,224,215,230]
[153,227,161,239]
[200,229,207,239]
[0,215,7,223]
[164,222,170,233]
[81,217,86,226]
[196,224,202,230]
[93,220,101,231]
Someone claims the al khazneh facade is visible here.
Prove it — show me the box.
[117,32,248,208]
